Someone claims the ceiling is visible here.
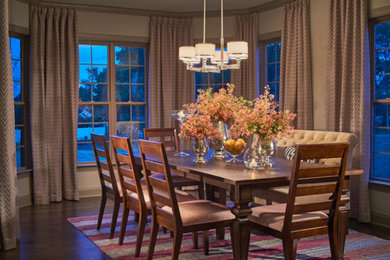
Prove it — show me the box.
[40,0,278,13]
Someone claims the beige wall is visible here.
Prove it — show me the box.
[8,0,390,226]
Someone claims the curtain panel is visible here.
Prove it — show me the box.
[326,0,371,222]
[149,16,194,128]
[279,0,313,129]
[30,6,79,205]
[0,0,20,251]
[231,13,259,100]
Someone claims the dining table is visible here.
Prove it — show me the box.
[133,150,363,260]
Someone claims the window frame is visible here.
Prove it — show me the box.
[370,15,390,184]
[260,38,281,98]
[77,41,149,166]
[9,32,32,172]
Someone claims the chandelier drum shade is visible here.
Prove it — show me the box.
[179,0,248,73]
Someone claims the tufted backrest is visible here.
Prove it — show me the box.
[276,130,357,169]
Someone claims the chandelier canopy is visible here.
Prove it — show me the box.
[179,0,248,73]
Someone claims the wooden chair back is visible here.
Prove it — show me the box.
[283,143,349,239]
[143,128,179,152]
[138,140,182,229]
[91,134,120,198]
[111,136,147,212]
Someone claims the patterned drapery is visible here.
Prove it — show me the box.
[149,16,194,128]
[0,0,19,250]
[30,6,79,205]
[279,0,313,129]
[326,0,371,222]
[231,13,259,100]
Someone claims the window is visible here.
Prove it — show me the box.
[195,70,231,100]
[371,19,390,182]
[77,43,147,164]
[10,36,28,169]
[262,40,281,101]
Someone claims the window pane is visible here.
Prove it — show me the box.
[78,105,92,122]
[209,73,222,84]
[94,105,109,122]
[130,47,145,65]
[16,147,23,168]
[374,104,389,127]
[13,81,22,102]
[267,64,276,83]
[92,65,108,83]
[276,63,280,81]
[373,128,390,154]
[375,49,390,74]
[117,105,130,122]
[78,143,94,162]
[275,83,280,102]
[116,85,130,102]
[132,123,145,139]
[373,153,390,180]
[77,124,93,142]
[132,105,146,121]
[195,72,208,85]
[10,38,21,60]
[223,70,231,84]
[375,22,390,49]
[115,46,129,65]
[131,67,145,84]
[92,45,108,64]
[132,141,140,154]
[131,85,145,102]
[94,124,109,140]
[79,44,91,64]
[116,66,130,83]
[267,43,276,63]
[79,84,91,102]
[93,84,108,102]
[276,42,281,62]
[375,75,390,99]
[12,60,21,81]
[15,126,24,146]
[15,105,24,125]
[117,123,131,137]
[79,65,92,83]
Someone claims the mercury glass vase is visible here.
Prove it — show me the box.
[208,120,227,159]
[243,135,277,169]
[193,138,209,164]
[259,138,277,168]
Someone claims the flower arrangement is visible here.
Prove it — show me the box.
[179,114,221,140]
[228,86,296,142]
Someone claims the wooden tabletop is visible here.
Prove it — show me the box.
[135,151,363,186]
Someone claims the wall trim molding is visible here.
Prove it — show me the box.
[79,33,149,43]
[370,6,390,19]
[371,212,390,228]
[20,0,291,17]
[79,187,102,198]
[259,31,282,41]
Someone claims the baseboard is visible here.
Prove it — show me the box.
[18,194,32,208]
[79,187,102,198]
[371,212,390,228]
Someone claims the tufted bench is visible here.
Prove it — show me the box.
[252,129,357,205]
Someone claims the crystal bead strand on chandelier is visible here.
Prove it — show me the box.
[179,0,249,73]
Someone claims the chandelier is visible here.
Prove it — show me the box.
[179,0,248,73]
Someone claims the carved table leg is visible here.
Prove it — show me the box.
[206,184,227,240]
[230,185,252,260]
[338,210,349,258]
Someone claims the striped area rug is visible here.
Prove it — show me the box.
[67,213,390,259]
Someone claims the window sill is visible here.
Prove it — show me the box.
[77,163,97,168]
[369,179,390,187]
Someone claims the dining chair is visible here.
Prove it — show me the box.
[138,140,236,260]
[91,134,122,239]
[143,128,205,200]
[111,136,198,256]
[248,143,349,260]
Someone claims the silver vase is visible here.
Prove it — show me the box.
[208,120,227,159]
[193,138,209,164]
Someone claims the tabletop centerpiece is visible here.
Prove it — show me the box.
[229,86,296,169]
[171,109,191,156]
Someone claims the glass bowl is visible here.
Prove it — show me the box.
[224,138,247,163]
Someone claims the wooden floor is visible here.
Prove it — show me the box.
[0,197,389,260]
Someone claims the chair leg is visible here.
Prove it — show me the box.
[97,194,107,230]
[198,182,205,199]
[135,214,147,257]
[147,220,159,260]
[110,199,121,239]
[119,207,130,245]
[192,232,198,249]
[282,238,297,260]
[329,222,339,259]
[172,231,183,260]
[202,230,209,255]
[170,231,174,237]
